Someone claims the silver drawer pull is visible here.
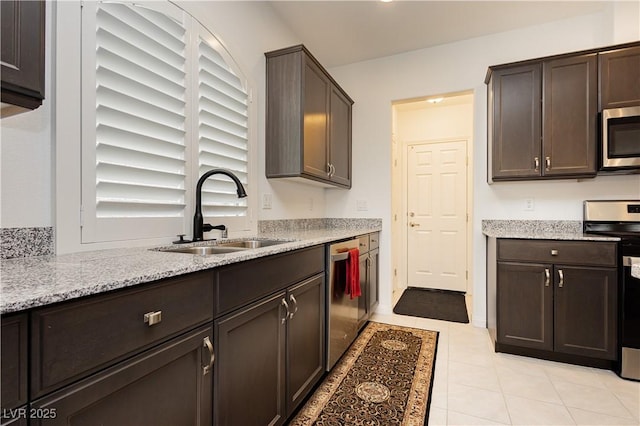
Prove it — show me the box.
[143,311,162,326]
[203,336,215,375]
[550,249,558,256]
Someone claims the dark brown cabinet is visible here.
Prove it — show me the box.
[214,274,324,426]
[599,45,640,110]
[266,45,353,188]
[357,233,380,331]
[213,246,325,426]
[1,313,28,425]
[492,239,618,366]
[1,0,45,112]
[488,53,597,180]
[31,325,214,426]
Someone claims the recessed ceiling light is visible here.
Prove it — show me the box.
[426,97,444,104]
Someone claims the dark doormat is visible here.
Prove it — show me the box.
[393,287,469,323]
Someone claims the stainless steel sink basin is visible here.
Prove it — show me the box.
[156,238,290,256]
[217,239,289,249]
[159,246,247,255]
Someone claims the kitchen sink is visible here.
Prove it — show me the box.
[217,239,290,249]
[156,238,291,255]
[160,246,248,255]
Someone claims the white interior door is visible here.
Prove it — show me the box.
[407,140,467,292]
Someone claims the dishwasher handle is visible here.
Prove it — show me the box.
[330,252,350,262]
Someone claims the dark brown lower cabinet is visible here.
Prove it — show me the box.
[30,325,213,426]
[1,314,28,426]
[214,274,325,426]
[493,239,618,367]
[497,262,553,351]
[554,266,617,360]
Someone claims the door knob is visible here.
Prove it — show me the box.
[409,222,420,227]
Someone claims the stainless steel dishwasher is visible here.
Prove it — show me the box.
[326,238,360,370]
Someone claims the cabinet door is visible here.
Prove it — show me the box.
[286,275,325,416]
[490,64,542,179]
[599,45,640,109]
[497,262,553,350]
[554,266,617,360]
[357,253,368,330]
[543,54,597,177]
[302,57,330,181]
[329,85,352,187]
[215,292,286,426]
[369,248,380,315]
[0,0,45,109]
[1,314,28,412]
[31,325,214,426]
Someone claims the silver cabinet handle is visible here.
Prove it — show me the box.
[545,156,551,171]
[558,269,564,288]
[544,268,550,287]
[281,298,290,324]
[202,336,214,375]
[534,157,540,171]
[289,294,298,319]
[326,163,332,176]
[143,311,162,326]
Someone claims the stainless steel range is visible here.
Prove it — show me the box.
[584,200,640,381]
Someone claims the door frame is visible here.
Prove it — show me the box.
[392,136,474,298]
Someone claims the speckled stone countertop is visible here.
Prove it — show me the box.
[482,220,620,242]
[0,220,381,314]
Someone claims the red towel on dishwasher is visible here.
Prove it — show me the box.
[346,248,361,299]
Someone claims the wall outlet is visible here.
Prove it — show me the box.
[357,200,368,211]
[262,193,272,209]
[524,198,535,211]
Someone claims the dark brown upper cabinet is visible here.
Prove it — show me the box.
[266,45,353,189]
[599,45,640,110]
[1,0,45,114]
[487,53,597,181]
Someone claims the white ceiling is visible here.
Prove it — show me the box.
[266,1,610,68]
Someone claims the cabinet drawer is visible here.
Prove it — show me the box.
[213,246,324,317]
[31,271,214,398]
[497,239,617,267]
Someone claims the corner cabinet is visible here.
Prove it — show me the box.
[1,0,45,112]
[487,238,618,368]
[266,45,353,188]
[488,53,597,181]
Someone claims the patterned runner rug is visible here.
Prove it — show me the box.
[289,321,438,425]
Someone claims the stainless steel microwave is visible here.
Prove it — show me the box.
[601,106,640,171]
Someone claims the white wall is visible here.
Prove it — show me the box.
[326,5,640,325]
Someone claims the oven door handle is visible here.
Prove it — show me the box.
[623,256,636,267]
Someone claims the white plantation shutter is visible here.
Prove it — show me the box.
[196,27,249,219]
[82,1,188,242]
[81,1,252,243]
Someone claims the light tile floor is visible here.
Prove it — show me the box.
[369,311,640,426]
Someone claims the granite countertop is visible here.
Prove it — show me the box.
[482,220,620,242]
[0,222,381,314]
